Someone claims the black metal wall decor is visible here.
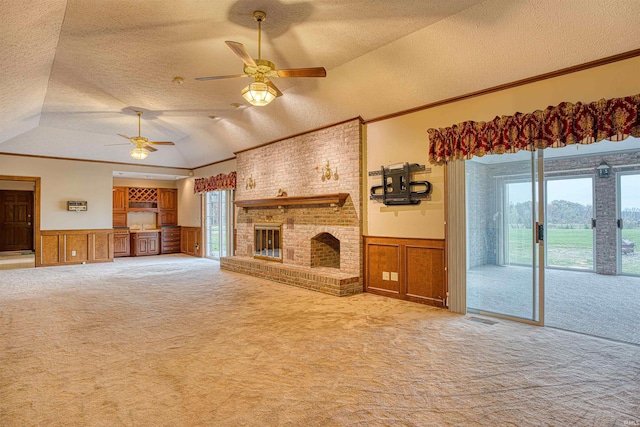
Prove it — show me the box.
[369,163,432,206]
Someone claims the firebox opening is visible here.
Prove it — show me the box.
[311,232,340,269]
[254,223,282,261]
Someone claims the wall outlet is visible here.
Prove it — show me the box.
[382,271,390,280]
[71,250,76,256]
[390,272,398,281]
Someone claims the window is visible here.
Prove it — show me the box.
[205,190,234,259]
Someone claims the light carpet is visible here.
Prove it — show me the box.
[1,255,638,426]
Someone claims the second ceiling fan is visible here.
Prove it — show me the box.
[113,111,175,160]
[196,10,326,106]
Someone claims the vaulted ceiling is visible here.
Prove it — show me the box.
[1,0,639,169]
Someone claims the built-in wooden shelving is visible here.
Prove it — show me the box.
[234,193,349,209]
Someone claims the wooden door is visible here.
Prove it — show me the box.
[0,191,34,251]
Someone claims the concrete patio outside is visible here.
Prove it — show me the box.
[468,265,640,344]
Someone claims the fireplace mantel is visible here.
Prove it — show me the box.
[235,193,349,209]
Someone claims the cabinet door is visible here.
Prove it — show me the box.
[158,189,177,210]
[158,210,177,226]
[114,233,130,257]
[113,212,127,228]
[113,187,127,212]
[148,235,159,254]
[138,236,149,255]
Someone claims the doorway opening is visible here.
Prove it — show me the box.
[0,176,40,269]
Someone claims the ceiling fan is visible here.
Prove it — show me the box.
[195,10,326,106]
[112,111,175,160]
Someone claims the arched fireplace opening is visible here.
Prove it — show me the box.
[311,232,340,269]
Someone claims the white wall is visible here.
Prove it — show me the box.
[0,154,188,230]
[178,159,237,227]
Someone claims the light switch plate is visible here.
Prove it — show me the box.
[390,272,398,281]
[382,271,390,280]
[71,250,76,256]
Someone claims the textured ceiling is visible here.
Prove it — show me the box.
[1,0,640,169]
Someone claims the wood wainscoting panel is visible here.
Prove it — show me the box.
[365,243,400,294]
[181,227,202,257]
[39,230,114,266]
[405,245,446,306]
[65,234,88,263]
[41,234,62,265]
[93,232,112,261]
[364,236,447,308]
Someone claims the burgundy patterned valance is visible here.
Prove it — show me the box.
[194,171,236,194]
[427,94,640,165]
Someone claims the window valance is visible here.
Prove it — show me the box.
[427,94,640,165]
[194,171,237,194]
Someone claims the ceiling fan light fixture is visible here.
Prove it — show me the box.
[130,146,150,160]
[241,81,277,106]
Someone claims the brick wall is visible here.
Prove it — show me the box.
[466,161,499,268]
[234,119,363,276]
[311,232,340,268]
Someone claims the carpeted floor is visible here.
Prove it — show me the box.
[1,255,639,426]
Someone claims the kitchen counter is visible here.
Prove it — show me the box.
[129,229,161,233]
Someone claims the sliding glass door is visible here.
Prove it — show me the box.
[466,150,541,323]
[619,173,640,275]
[545,177,594,271]
[204,190,234,260]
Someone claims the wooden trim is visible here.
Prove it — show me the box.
[363,48,640,124]
[234,193,349,208]
[192,156,237,171]
[233,117,364,155]
[0,152,192,171]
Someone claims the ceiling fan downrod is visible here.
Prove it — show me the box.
[253,10,266,61]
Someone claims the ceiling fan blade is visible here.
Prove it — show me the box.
[105,143,131,146]
[195,74,247,81]
[143,145,158,152]
[118,134,132,140]
[277,67,327,78]
[225,41,257,68]
[146,141,175,145]
[265,80,283,97]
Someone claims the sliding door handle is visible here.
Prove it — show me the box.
[591,218,596,229]
[618,218,623,229]
[535,222,544,243]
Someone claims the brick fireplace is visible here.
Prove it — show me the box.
[220,119,363,296]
